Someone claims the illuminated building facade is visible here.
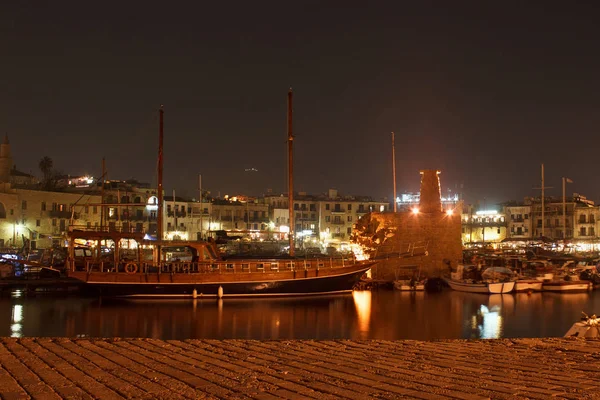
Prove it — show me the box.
[264,189,388,249]
[0,189,102,249]
[461,205,507,244]
[209,199,270,237]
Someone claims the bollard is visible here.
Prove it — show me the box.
[193,288,197,299]
[218,286,223,299]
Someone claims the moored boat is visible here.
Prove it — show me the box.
[445,265,516,294]
[542,280,591,293]
[67,231,375,298]
[65,100,376,298]
[393,280,425,291]
[444,279,515,294]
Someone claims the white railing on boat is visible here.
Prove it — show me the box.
[79,257,359,274]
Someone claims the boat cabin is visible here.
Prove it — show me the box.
[66,230,220,273]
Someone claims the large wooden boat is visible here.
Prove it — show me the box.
[67,231,374,298]
[65,97,378,298]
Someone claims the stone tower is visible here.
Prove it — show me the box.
[0,135,12,183]
[419,169,442,213]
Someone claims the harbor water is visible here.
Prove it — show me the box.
[1,289,599,340]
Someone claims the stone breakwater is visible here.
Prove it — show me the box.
[0,337,599,399]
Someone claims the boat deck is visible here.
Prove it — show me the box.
[1,337,599,399]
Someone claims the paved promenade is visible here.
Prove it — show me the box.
[0,337,599,399]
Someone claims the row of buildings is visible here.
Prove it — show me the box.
[3,136,600,252]
[460,194,600,249]
[0,184,390,251]
[0,136,392,251]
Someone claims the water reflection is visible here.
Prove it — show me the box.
[0,290,598,339]
[352,291,371,338]
[11,304,23,337]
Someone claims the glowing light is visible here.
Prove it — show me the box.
[412,207,419,215]
[475,210,498,216]
[166,231,189,240]
[350,243,368,261]
[146,196,158,211]
[446,209,454,216]
[279,225,290,233]
[379,205,385,212]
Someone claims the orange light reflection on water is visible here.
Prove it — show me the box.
[352,291,371,338]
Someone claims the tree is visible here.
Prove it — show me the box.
[38,156,53,182]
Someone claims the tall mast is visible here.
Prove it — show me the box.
[287,88,295,256]
[533,163,552,239]
[391,132,397,212]
[100,157,105,230]
[157,106,164,240]
[541,164,545,238]
[562,177,566,239]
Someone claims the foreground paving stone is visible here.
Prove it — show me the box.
[0,338,598,399]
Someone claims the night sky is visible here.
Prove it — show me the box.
[2,2,599,206]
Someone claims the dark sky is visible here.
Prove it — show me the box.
[2,1,599,206]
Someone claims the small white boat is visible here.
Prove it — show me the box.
[394,280,425,291]
[445,279,515,294]
[514,279,543,292]
[543,280,591,293]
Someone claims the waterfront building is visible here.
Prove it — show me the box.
[461,205,507,245]
[504,204,532,239]
[0,188,102,249]
[264,189,388,250]
[573,196,599,241]
[209,198,270,238]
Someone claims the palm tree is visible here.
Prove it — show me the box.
[39,156,53,182]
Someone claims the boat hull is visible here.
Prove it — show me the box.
[542,281,591,293]
[445,279,515,294]
[515,280,543,292]
[69,263,373,298]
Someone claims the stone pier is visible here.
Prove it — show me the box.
[0,337,599,399]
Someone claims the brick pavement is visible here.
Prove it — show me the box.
[0,338,599,399]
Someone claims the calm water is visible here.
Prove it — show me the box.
[2,290,599,340]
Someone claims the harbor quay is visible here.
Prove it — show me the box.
[0,337,599,399]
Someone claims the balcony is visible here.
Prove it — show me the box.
[167,211,187,218]
[331,220,345,225]
[49,210,72,219]
[249,217,270,223]
[330,209,346,214]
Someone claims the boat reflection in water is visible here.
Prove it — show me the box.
[1,290,599,339]
[469,294,513,339]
